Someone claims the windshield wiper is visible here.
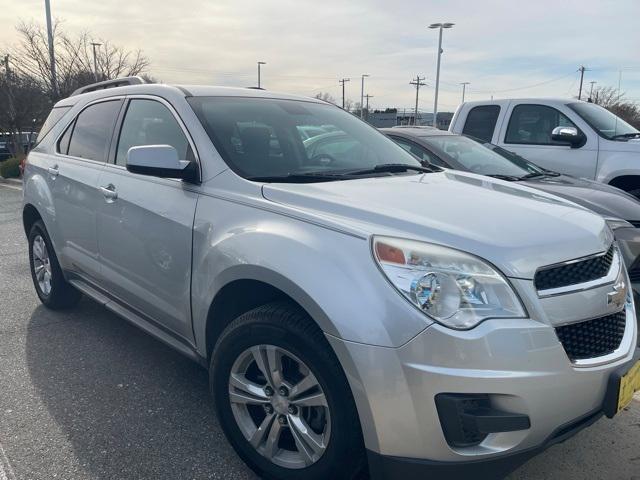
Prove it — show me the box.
[341,163,435,176]
[610,132,640,140]
[247,172,350,183]
[485,174,521,181]
[518,170,561,180]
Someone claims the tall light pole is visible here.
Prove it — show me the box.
[460,82,470,103]
[360,74,369,118]
[91,42,102,81]
[257,61,266,88]
[429,22,454,128]
[44,0,58,98]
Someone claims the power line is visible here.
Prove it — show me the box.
[468,71,577,94]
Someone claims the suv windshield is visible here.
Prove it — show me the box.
[568,102,640,140]
[421,135,543,178]
[188,97,422,180]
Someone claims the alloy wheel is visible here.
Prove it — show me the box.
[228,344,331,469]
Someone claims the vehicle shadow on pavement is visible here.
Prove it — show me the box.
[24,298,258,480]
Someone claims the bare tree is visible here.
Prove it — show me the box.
[591,86,640,129]
[8,21,150,100]
[314,92,336,104]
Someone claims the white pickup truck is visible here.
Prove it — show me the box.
[449,98,640,198]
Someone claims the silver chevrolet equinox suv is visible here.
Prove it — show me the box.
[22,77,640,480]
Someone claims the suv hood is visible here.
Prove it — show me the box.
[518,174,640,222]
[262,171,610,279]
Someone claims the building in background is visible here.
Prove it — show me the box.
[368,109,453,130]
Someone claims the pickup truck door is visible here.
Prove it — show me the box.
[495,102,598,179]
[95,96,199,341]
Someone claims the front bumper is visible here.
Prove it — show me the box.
[327,298,638,478]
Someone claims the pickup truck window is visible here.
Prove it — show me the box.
[505,104,577,145]
[568,102,639,140]
[115,99,191,166]
[188,97,421,180]
[462,105,500,143]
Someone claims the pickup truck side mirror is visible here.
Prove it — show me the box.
[551,126,585,148]
[126,145,199,183]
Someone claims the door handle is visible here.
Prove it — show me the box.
[100,184,118,201]
[48,165,59,178]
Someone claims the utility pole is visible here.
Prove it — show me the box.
[360,74,369,118]
[2,54,10,78]
[577,65,586,100]
[257,61,266,88]
[460,82,470,103]
[429,22,454,127]
[339,78,350,109]
[589,81,597,102]
[90,42,102,81]
[364,94,373,120]
[410,76,426,125]
[44,0,58,98]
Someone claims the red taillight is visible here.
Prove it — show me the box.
[375,242,406,264]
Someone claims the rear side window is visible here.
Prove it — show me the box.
[505,104,577,145]
[67,100,122,162]
[36,106,71,144]
[115,99,190,166]
[462,106,500,143]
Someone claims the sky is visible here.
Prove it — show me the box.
[1,0,639,113]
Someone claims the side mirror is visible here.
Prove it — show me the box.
[126,145,199,182]
[551,126,585,148]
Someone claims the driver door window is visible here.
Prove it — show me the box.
[115,99,191,166]
[505,104,577,145]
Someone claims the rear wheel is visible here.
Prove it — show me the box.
[211,302,365,480]
[28,220,81,309]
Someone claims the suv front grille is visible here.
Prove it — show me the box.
[534,245,614,291]
[555,311,626,361]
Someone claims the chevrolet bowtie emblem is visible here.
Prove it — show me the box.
[607,280,627,309]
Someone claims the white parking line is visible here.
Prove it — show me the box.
[0,183,21,192]
[0,441,16,480]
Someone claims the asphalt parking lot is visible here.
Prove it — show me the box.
[0,180,638,480]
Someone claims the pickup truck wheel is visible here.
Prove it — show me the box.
[28,220,81,309]
[211,302,366,480]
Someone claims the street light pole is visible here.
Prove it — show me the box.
[460,82,470,103]
[91,42,102,81]
[429,22,454,128]
[360,74,369,118]
[257,61,266,88]
[44,0,58,98]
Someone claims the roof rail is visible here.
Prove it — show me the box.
[70,76,145,97]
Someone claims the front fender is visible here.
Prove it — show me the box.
[190,194,431,354]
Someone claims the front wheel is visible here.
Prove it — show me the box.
[211,302,366,480]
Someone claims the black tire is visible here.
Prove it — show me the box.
[28,220,82,309]
[211,302,366,480]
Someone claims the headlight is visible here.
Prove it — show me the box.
[373,236,526,329]
[605,217,633,231]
